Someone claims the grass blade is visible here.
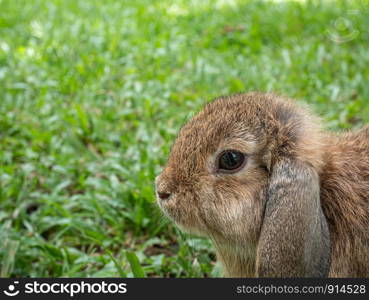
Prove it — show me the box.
[126,251,145,278]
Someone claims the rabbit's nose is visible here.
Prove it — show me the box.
[155,174,173,201]
[157,191,171,201]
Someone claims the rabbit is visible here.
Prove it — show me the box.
[155,92,369,277]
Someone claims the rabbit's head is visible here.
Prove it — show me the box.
[156,92,330,277]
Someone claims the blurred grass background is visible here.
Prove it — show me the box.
[0,0,369,277]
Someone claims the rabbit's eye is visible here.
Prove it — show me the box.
[217,150,246,173]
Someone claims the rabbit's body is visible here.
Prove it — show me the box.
[321,129,369,277]
[156,92,369,277]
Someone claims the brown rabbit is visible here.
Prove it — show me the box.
[155,92,369,277]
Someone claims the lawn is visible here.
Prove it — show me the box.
[0,0,369,277]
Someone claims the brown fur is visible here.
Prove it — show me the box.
[156,92,369,277]
[321,129,369,277]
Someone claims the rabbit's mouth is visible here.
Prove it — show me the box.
[156,197,208,236]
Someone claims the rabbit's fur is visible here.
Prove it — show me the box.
[156,92,369,277]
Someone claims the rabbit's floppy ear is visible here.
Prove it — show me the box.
[256,158,330,277]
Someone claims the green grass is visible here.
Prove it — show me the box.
[0,0,369,277]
